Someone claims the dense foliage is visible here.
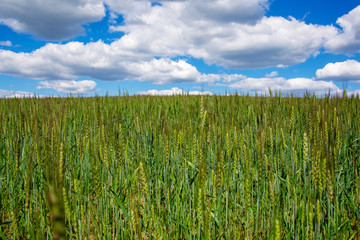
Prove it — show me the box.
[0,94,359,239]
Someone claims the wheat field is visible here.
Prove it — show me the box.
[0,93,359,239]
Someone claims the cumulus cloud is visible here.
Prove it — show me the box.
[0,89,39,98]
[229,77,340,95]
[106,0,268,25]
[0,41,248,85]
[325,6,360,53]
[0,0,105,40]
[0,42,202,83]
[37,80,97,94]
[195,17,337,68]
[179,0,269,24]
[137,87,213,96]
[125,58,200,84]
[108,0,337,68]
[316,60,360,81]
[0,41,12,47]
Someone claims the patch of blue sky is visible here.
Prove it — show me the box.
[267,0,359,25]
[151,2,162,7]
[0,74,39,92]
[0,25,47,53]
[66,5,125,44]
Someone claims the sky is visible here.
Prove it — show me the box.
[0,0,360,97]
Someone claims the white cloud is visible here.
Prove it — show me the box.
[0,41,247,84]
[0,0,105,40]
[37,80,97,94]
[0,42,201,83]
[125,58,201,84]
[0,89,41,98]
[265,71,278,77]
[191,16,337,68]
[137,87,213,96]
[179,0,269,25]
[197,73,246,83]
[106,0,268,25]
[325,6,360,53]
[108,1,337,68]
[229,77,340,95]
[0,42,157,81]
[0,41,12,47]
[316,60,360,81]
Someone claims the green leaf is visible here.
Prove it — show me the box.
[110,188,130,221]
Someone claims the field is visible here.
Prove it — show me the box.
[0,94,359,239]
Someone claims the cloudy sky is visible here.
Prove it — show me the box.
[0,0,360,97]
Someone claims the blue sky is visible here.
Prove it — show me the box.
[0,0,360,97]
